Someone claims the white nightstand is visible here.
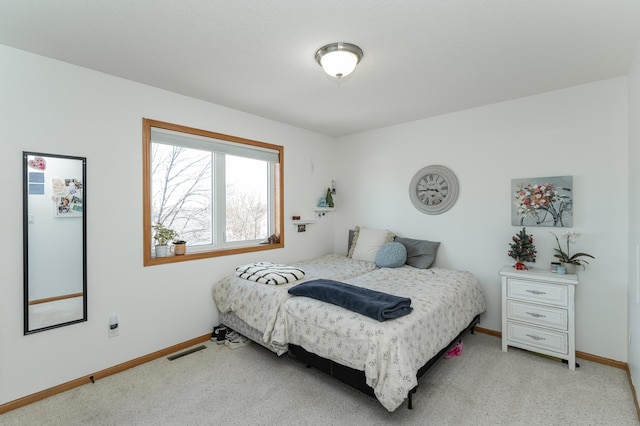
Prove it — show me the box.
[499,266,579,370]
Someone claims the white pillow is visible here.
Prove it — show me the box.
[351,227,395,262]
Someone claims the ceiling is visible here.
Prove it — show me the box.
[1,0,639,137]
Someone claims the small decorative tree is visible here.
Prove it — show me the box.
[508,227,537,270]
[326,187,334,208]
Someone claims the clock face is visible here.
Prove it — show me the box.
[417,173,449,206]
[409,165,459,214]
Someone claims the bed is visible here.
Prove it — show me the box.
[212,254,378,354]
[211,228,486,411]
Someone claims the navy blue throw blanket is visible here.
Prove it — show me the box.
[288,279,413,322]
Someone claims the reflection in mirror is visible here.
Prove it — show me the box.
[23,152,87,334]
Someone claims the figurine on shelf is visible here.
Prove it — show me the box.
[317,197,329,207]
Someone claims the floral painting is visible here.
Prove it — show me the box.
[511,176,573,227]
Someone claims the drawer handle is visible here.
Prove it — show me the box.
[526,289,546,295]
[526,312,546,318]
[526,334,546,341]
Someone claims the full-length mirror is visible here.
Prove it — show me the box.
[23,152,87,334]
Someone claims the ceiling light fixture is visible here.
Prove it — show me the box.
[315,42,363,79]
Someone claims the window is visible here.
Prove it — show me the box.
[143,119,283,266]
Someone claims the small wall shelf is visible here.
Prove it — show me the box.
[291,219,316,233]
[291,220,317,225]
[313,207,335,217]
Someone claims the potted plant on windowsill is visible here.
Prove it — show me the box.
[171,240,187,256]
[152,223,179,257]
[550,231,595,274]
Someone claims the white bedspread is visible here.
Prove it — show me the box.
[212,254,377,354]
[275,266,486,412]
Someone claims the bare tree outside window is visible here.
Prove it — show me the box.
[151,144,213,245]
[225,155,269,242]
[225,188,267,240]
[152,147,270,246]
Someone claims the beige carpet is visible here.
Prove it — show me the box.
[28,297,83,330]
[2,333,638,425]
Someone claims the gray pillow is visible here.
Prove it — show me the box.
[394,237,440,269]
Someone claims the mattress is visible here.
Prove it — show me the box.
[274,266,486,411]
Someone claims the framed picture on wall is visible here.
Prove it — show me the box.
[511,176,573,227]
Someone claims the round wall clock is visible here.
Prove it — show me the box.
[409,165,459,215]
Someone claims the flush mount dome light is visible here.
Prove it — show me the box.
[315,42,363,79]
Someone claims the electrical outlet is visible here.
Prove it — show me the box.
[108,314,119,338]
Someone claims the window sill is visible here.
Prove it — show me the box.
[143,242,284,266]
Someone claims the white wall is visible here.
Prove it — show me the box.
[628,39,640,394]
[334,78,629,362]
[0,45,337,405]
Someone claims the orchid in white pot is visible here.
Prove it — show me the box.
[550,231,595,272]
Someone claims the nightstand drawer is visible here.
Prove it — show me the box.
[507,322,568,354]
[507,279,568,307]
[506,300,568,330]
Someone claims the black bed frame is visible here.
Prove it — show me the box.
[287,314,481,410]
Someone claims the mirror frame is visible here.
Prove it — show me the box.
[23,151,87,334]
